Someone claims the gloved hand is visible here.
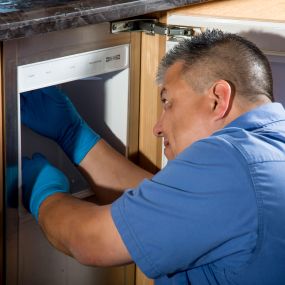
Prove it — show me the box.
[21,86,101,164]
[22,153,69,221]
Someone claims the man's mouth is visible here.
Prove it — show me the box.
[163,139,170,147]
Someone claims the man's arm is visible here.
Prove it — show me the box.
[20,87,152,267]
[79,139,153,204]
[39,193,132,267]
[37,141,151,266]
[22,155,133,266]
[21,87,153,204]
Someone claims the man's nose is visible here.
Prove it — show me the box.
[153,114,163,137]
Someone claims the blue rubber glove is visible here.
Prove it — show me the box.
[22,153,69,221]
[21,86,100,165]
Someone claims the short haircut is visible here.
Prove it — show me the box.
[157,29,274,102]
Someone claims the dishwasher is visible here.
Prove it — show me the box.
[3,22,137,285]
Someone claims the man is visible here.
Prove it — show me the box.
[21,30,285,284]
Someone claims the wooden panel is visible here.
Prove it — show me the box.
[169,0,285,22]
[138,32,165,173]
[136,16,167,285]
[128,32,142,163]
[0,43,3,285]
[126,31,142,285]
[136,269,154,285]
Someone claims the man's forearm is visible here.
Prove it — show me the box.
[39,193,84,257]
[78,139,153,203]
[39,192,132,266]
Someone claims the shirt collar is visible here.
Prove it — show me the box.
[215,102,285,134]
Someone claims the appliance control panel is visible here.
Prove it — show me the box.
[17,44,129,93]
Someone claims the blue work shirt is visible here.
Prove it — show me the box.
[111,102,285,285]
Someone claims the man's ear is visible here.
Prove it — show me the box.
[209,80,232,120]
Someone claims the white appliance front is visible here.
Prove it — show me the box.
[17,44,131,285]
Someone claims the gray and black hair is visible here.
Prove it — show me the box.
[157,29,273,102]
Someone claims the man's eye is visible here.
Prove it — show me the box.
[161,98,168,104]
[161,98,170,105]
[161,98,171,109]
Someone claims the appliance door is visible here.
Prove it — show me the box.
[17,44,130,285]
[3,23,136,285]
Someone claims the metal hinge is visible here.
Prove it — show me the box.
[111,19,199,38]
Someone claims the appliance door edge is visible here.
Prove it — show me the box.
[2,39,19,285]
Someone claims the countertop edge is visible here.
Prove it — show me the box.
[0,0,209,41]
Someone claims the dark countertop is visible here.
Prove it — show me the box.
[0,0,211,41]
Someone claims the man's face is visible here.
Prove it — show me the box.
[153,61,215,160]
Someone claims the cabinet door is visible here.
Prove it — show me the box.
[138,31,165,173]
[136,30,166,285]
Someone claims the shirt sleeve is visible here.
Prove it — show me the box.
[111,136,258,279]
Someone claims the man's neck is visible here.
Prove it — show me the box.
[219,95,272,130]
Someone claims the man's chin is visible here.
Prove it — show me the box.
[164,147,175,161]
